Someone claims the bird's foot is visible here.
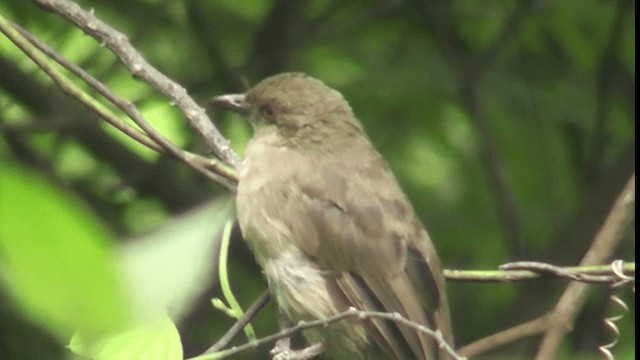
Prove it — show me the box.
[270,339,325,360]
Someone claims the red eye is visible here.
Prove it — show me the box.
[261,105,277,119]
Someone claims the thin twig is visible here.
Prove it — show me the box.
[459,2,536,257]
[0,16,158,150]
[444,262,635,283]
[196,262,636,359]
[204,291,271,354]
[0,16,238,192]
[414,0,465,67]
[271,341,325,360]
[13,21,235,181]
[454,175,635,359]
[33,0,240,169]
[584,0,634,180]
[457,260,636,358]
[458,314,551,357]
[418,1,536,256]
[535,174,635,360]
[470,0,535,77]
[12,22,238,184]
[309,1,405,42]
[192,307,463,360]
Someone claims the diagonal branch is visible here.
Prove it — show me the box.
[193,307,463,360]
[203,290,271,354]
[418,1,536,257]
[446,261,635,283]
[33,0,240,169]
[0,15,238,192]
[458,314,551,357]
[583,0,634,181]
[535,174,635,359]
[455,174,634,358]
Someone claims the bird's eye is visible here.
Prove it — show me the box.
[260,105,277,120]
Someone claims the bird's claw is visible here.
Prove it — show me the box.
[270,340,324,360]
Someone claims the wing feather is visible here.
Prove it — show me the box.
[297,150,446,359]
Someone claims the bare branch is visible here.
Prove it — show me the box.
[453,175,635,358]
[33,0,240,168]
[470,0,535,77]
[0,17,238,192]
[456,260,635,358]
[445,261,635,284]
[535,174,635,360]
[458,314,550,357]
[584,0,634,180]
[271,341,325,360]
[417,1,537,256]
[194,307,463,360]
[0,16,157,150]
[203,291,271,354]
[14,22,237,183]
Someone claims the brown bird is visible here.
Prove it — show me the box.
[213,73,453,359]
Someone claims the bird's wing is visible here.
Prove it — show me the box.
[296,150,449,360]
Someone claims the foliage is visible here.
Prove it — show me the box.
[0,0,634,359]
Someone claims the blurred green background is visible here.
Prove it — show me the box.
[0,0,634,359]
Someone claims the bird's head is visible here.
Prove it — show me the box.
[213,73,362,140]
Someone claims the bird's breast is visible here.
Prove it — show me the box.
[236,138,315,264]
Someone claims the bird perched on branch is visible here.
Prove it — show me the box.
[213,73,453,359]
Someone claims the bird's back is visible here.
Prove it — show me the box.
[237,126,453,359]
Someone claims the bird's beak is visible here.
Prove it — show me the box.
[211,93,249,114]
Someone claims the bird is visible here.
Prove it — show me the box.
[212,72,453,359]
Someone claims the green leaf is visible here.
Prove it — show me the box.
[69,315,182,360]
[118,197,235,321]
[0,161,129,338]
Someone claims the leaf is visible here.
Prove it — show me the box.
[118,196,235,322]
[69,315,182,360]
[0,161,129,338]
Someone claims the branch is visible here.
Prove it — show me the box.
[309,1,405,43]
[270,341,325,360]
[192,307,463,360]
[535,174,635,359]
[15,22,238,184]
[457,263,635,358]
[414,0,465,67]
[0,16,158,149]
[445,261,635,284]
[183,1,245,92]
[417,1,536,257]
[247,0,307,75]
[453,174,635,358]
[460,2,536,258]
[204,291,271,354]
[194,260,635,359]
[469,0,535,77]
[458,314,551,357]
[584,0,634,180]
[33,0,240,169]
[0,16,238,192]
